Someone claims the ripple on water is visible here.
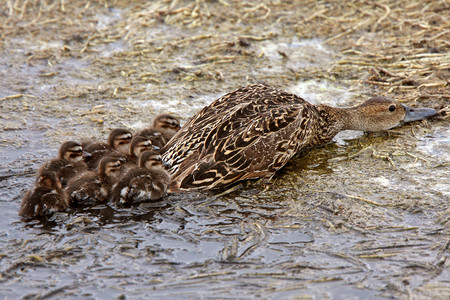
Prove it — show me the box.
[415,125,450,160]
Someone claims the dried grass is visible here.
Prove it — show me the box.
[1,0,448,111]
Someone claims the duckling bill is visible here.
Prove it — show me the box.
[402,105,437,123]
[161,83,437,192]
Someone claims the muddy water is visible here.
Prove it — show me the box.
[1,8,449,300]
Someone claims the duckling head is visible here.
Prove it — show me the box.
[37,171,62,190]
[130,136,159,159]
[152,114,181,132]
[344,97,437,132]
[98,156,122,182]
[108,128,133,155]
[59,141,83,163]
[138,150,169,170]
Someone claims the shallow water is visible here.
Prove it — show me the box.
[1,91,448,299]
[1,4,449,299]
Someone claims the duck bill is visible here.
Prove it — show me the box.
[402,105,437,123]
[82,152,92,159]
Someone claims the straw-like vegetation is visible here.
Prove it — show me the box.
[1,0,448,109]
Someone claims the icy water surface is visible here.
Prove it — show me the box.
[1,6,449,299]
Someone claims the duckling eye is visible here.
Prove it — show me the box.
[388,105,396,112]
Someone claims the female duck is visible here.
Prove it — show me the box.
[161,83,437,192]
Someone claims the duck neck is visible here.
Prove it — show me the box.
[311,104,355,146]
[335,105,377,132]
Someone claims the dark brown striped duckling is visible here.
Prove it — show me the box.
[83,128,132,170]
[161,83,437,192]
[66,156,122,207]
[110,150,171,204]
[39,141,87,187]
[135,128,166,149]
[137,114,181,146]
[120,136,159,170]
[19,171,69,219]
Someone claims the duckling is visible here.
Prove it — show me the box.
[19,171,69,219]
[110,150,171,204]
[83,128,132,170]
[124,136,159,165]
[66,156,122,207]
[161,83,437,192]
[135,128,167,149]
[39,141,87,187]
[137,114,181,145]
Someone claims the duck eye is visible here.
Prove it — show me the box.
[388,105,396,112]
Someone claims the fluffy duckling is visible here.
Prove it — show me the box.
[124,136,158,165]
[118,136,159,173]
[39,141,87,187]
[137,114,180,145]
[83,128,132,170]
[110,150,171,204]
[66,156,122,207]
[19,171,69,219]
[135,129,166,149]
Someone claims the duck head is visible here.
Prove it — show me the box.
[37,171,62,190]
[98,156,122,182]
[343,97,437,132]
[130,136,159,159]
